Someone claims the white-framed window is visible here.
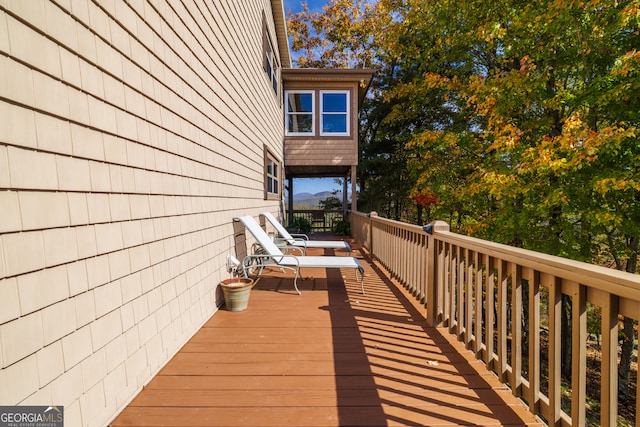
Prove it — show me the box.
[264,147,281,200]
[285,90,315,136]
[263,12,279,95]
[320,90,349,136]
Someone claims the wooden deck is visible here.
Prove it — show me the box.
[110,241,544,426]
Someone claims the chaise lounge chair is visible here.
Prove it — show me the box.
[260,212,352,255]
[234,216,365,295]
[260,212,351,254]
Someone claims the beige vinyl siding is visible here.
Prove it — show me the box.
[0,0,284,426]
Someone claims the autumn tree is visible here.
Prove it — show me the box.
[287,0,387,68]
[382,0,640,403]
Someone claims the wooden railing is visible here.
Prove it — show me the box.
[350,211,640,427]
[289,209,345,232]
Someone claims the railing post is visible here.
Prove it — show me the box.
[425,220,449,327]
[368,211,377,256]
[601,293,619,427]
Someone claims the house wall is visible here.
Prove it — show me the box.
[0,1,284,425]
[284,81,359,168]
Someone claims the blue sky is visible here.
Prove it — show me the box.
[283,0,327,14]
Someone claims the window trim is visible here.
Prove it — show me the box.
[320,90,350,136]
[264,146,281,200]
[285,90,315,136]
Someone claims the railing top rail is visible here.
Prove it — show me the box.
[349,210,368,219]
[293,209,343,213]
[351,211,425,234]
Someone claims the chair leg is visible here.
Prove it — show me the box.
[293,267,302,295]
[356,269,365,294]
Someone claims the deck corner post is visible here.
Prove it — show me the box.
[368,211,377,255]
[426,220,449,327]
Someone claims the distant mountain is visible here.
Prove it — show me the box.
[285,191,344,209]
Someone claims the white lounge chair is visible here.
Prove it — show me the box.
[234,216,365,295]
[260,211,352,255]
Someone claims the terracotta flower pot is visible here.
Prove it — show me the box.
[220,278,254,311]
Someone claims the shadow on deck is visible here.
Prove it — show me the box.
[110,238,543,426]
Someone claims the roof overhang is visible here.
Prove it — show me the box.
[282,68,375,103]
[271,0,292,68]
[285,165,353,178]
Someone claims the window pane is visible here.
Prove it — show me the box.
[266,59,272,80]
[322,114,347,133]
[322,93,347,112]
[273,179,278,194]
[268,177,273,193]
[287,114,313,133]
[287,93,313,112]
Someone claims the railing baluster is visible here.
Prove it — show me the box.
[548,275,562,427]
[451,245,459,335]
[601,293,619,427]
[446,243,454,329]
[510,263,522,397]
[474,251,483,358]
[415,232,419,294]
[457,245,465,340]
[497,260,508,382]
[426,233,438,325]
[486,255,495,371]
[421,234,428,302]
[390,225,396,278]
[466,248,474,349]
[567,280,586,427]
[416,233,422,300]
[526,269,540,415]
[402,228,408,286]
[397,226,402,280]
[406,230,410,289]
[413,232,419,296]
[440,241,446,324]
[396,226,401,279]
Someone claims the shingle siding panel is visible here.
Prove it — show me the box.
[0,311,43,366]
[0,278,20,324]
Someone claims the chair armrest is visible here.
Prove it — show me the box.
[240,253,299,277]
[279,245,304,256]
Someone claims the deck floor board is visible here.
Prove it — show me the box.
[110,241,544,426]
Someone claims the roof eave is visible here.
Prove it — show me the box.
[282,68,376,102]
[271,0,292,68]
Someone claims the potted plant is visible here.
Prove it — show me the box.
[287,216,312,234]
